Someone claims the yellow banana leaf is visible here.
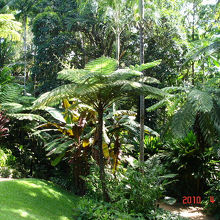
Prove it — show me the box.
[63,99,71,109]
[102,142,109,158]
[83,139,90,148]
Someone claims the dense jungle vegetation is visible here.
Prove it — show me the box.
[0,0,219,219]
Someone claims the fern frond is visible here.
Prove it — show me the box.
[162,86,188,93]
[8,113,47,122]
[113,80,166,98]
[188,89,213,113]
[171,101,196,138]
[129,60,162,72]
[85,56,117,74]
[0,84,22,103]
[57,69,90,83]
[33,84,76,109]
[106,69,142,81]
[0,103,23,113]
[141,76,160,84]
[147,99,168,112]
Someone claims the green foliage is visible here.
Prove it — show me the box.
[72,198,144,220]
[160,132,219,198]
[202,179,220,218]
[33,56,165,110]
[85,156,175,218]
[0,147,15,167]
[0,14,21,41]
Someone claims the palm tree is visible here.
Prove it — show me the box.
[33,56,165,201]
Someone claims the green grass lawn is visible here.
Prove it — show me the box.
[0,178,77,220]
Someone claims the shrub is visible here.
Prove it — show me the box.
[85,155,175,218]
[202,179,220,219]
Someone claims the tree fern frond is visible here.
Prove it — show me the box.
[33,84,76,109]
[113,80,166,98]
[147,99,167,112]
[85,56,117,74]
[198,112,217,144]
[188,89,213,113]
[171,101,196,138]
[129,60,162,72]
[0,14,21,41]
[184,40,220,64]
[141,76,160,84]
[8,113,47,122]
[0,84,22,103]
[57,69,91,83]
[162,86,188,93]
[106,69,142,81]
[0,102,23,111]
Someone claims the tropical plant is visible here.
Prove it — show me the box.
[36,99,97,194]
[85,155,175,218]
[0,14,21,41]
[148,80,220,150]
[33,56,166,201]
[0,111,9,137]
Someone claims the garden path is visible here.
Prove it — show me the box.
[159,202,215,220]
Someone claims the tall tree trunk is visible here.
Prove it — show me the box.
[139,0,145,164]
[116,31,120,64]
[97,107,111,202]
[191,0,196,85]
[23,14,27,93]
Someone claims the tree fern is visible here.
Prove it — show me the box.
[148,81,220,147]
[33,56,165,202]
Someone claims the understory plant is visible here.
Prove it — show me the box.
[85,155,175,218]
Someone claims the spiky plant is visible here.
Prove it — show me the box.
[33,56,166,201]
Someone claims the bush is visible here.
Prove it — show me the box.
[0,148,16,167]
[0,167,11,178]
[72,198,144,220]
[85,155,175,218]
[202,178,220,219]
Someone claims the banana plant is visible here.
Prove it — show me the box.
[103,107,159,174]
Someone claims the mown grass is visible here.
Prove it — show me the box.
[0,178,77,220]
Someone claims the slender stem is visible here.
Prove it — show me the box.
[23,14,27,93]
[139,0,145,164]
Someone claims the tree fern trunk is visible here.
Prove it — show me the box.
[97,107,111,202]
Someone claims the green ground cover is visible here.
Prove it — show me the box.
[0,178,76,220]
